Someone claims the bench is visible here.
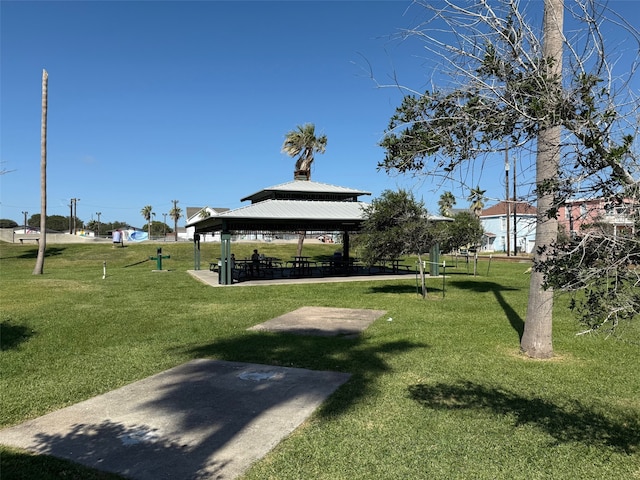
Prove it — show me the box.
[18,237,40,244]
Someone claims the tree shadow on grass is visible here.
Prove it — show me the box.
[0,321,35,350]
[0,246,66,261]
[186,332,427,418]
[367,283,446,298]
[408,381,639,454]
[451,280,524,340]
[1,443,126,479]
[9,333,424,480]
[21,420,203,480]
[367,284,419,295]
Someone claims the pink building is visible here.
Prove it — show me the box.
[558,198,636,237]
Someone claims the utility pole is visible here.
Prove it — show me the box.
[69,201,73,233]
[70,198,80,234]
[96,212,101,237]
[513,156,517,256]
[22,211,28,230]
[505,145,510,256]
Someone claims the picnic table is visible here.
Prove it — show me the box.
[378,258,414,274]
[287,256,315,276]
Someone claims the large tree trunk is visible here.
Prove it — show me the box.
[33,69,48,275]
[520,0,564,359]
[521,126,560,358]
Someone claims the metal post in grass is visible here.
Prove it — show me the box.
[193,233,201,270]
[442,260,446,298]
[487,255,492,276]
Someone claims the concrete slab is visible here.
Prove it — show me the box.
[248,306,386,337]
[188,269,421,287]
[0,359,351,480]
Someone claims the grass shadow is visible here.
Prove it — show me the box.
[451,280,524,339]
[0,321,35,350]
[123,258,152,268]
[13,247,66,260]
[1,443,126,479]
[408,381,639,454]
[367,283,446,298]
[186,332,427,418]
[367,284,418,294]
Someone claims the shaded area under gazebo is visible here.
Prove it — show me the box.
[187,180,371,284]
[188,179,452,285]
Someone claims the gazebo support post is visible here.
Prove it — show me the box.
[342,230,350,275]
[220,231,232,285]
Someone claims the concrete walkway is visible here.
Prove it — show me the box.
[0,360,351,480]
[0,302,390,479]
[188,268,422,287]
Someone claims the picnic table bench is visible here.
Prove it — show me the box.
[16,236,40,244]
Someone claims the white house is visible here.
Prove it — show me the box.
[185,207,230,242]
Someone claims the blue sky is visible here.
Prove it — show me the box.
[1,1,638,229]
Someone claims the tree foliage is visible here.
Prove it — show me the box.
[536,212,640,333]
[356,190,425,262]
[141,205,153,236]
[27,214,76,232]
[377,0,639,355]
[356,189,444,297]
[169,201,182,242]
[467,186,487,217]
[437,211,484,254]
[0,219,19,228]
[281,123,328,256]
[437,191,456,217]
[281,123,327,179]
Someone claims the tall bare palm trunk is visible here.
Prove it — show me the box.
[33,69,48,275]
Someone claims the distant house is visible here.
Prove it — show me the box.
[558,198,636,238]
[185,207,230,242]
[479,201,537,254]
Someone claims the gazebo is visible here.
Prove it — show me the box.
[187,180,372,284]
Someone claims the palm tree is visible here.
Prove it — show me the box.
[141,205,153,238]
[281,123,327,180]
[467,186,486,218]
[282,123,328,256]
[169,200,182,242]
[33,69,48,275]
[438,191,456,217]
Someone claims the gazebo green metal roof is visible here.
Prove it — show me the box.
[187,179,451,285]
[188,180,372,234]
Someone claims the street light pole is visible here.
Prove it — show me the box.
[163,213,167,241]
[74,198,80,234]
[69,198,80,234]
[96,212,101,237]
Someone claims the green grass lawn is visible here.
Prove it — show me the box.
[1,241,638,479]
